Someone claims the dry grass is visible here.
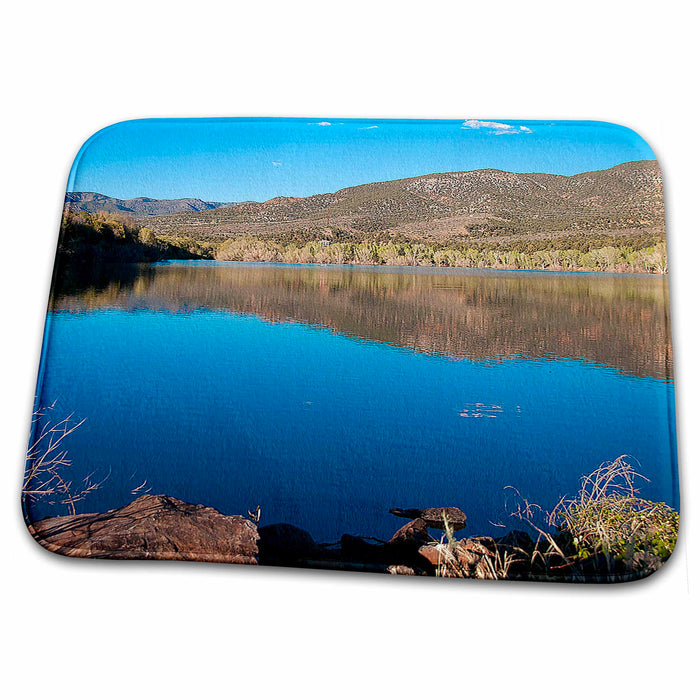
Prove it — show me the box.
[506,456,679,580]
[549,455,679,563]
[430,512,515,580]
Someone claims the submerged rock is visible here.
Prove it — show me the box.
[389,507,467,531]
[28,494,259,565]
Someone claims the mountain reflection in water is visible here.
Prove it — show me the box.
[53,262,672,380]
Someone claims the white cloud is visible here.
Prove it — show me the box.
[310,121,332,126]
[461,119,532,135]
[272,161,282,167]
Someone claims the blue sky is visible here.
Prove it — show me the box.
[68,118,656,203]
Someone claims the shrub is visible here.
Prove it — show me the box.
[549,456,679,562]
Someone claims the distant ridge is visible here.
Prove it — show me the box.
[66,160,664,241]
[64,192,236,217]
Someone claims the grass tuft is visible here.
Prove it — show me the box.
[430,511,515,580]
[549,455,679,563]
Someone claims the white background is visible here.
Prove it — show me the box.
[2,1,697,697]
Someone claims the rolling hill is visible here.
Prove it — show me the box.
[63,160,664,250]
[140,160,664,242]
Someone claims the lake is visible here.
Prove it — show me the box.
[29,262,678,542]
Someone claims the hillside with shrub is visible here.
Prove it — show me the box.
[59,161,667,273]
[144,160,664,244]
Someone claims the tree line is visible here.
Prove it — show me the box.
[58,211,204,264]
[215,237,668,273]
[57,210,668,274]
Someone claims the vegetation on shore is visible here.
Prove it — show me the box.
[214,234,667,273]
[550,456,679,561]
[57,211,206,265]
[498,456,679,581]
[415,457,678,581]
[58,210,667,273]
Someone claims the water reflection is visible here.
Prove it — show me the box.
[52,262,672,380]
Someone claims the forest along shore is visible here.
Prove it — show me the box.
[56,209,667,274]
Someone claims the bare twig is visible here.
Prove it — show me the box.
[24,403,105,516]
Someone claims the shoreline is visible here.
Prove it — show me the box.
[26,493,674,583]
[153,259,668,277]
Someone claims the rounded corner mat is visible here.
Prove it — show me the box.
[24,118,678,582]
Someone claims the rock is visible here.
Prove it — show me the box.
[333,526,434,573]
[461,536,497,557]
[28,494,259,565]
[258,523,317,564]
[418,537,498,579]
[626,551,663,577]
[387,565,418,575]
[340,534,381,560]
[389,507,467,531]
[383,518,433,573]
[585,551,664,581]
[418,544,444,568]
[455,544,481,568]
[388,518,430,548]
[455,538,497,578]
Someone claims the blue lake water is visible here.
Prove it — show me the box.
[28,263,678,541]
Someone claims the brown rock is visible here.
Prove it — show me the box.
[28,494,259,565]
[418,538,499,579]
[388,518,430,547]
[460,536,497,557]
[456,538,498,579]
[387,565,417,575]
[455,546,480,568]
[418,543,444,567]
[389,507,467,531]
[627,551,663,577]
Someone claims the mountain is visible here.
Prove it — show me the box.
[64,192,235,216]
[67,160,664,242]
